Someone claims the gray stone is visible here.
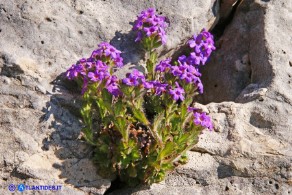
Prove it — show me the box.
[111,0,292,194]
[0,0,218,194]
[1,0,292,194]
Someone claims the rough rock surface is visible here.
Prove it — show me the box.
[111,0,292,194]
[0,0,218,194]
[0,0,291,194]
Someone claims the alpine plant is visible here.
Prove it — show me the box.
[65,8,215,186]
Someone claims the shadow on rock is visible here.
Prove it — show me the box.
[39,26,162,194]
[40,73,111,194]
[110,25,145,66]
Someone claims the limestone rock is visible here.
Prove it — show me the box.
[0,0,291,194]
[0,0,217,194]
[110,0,292,194]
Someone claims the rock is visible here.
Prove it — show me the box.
[0,0,218,194]
[112,0,292,194]
[59,158,111,194]
[17,153,61,180]
[1,0,291,194]
[235,83,267,103]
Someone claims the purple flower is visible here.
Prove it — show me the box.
[194,112,213,130]
[114,56,123,68]
[188,107,213,130]
[87,71,98,82]
[187,107,198,113]
[144,26,158,37]
[81,78,88,95]
[135,31,143,42]
[146,15,161,26]
[189,34,204,52]
[132,69,145,79]
[87,60,110,82]
[190,51,203,65]
[133,8,168,45]
[187,65,201,77]
[91,42,124,67]
[184,72,198,83]
[106,75,122,97]
[123,77,139,86]
[153,81,168,95]
[196,79,204,94]
[122,69,145,86]
[88,70,107,82]
[91,49,103,59]
[65,64,84,80]
[188,29,215,66]
[84,61,94,70]
[143,81,154,89]
[159,30,167,45]
[105,45,121,59]
[79,58,87,65]
[95,60,108,72]
[171,66,183,77]
[88,61,108,82]
[178,55,187,63]
[155,58,171,72]
[171,62,202,84]
[169,82,185,101]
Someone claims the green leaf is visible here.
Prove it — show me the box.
[180,104,188,119]
[120,154,132,169]
[152,39,162,49]
[113,116,128,141]
[127,163,137,178]
[157,141,176,161]
[99,144,109,153]
[150,51,158,63]
[120,84,133,97]
[81,127,94,145]
[161,163,174,171]
[170,116,181,133]
[96,99,106,119]
[114,99,125,116]
[176,133,190,147]
[131,150,141,160]
[152,112,164,138]
[131,107,149,125]
[101,89,112,111]
[81,102,92,125]
[178,153,188,165]
[182,112,193,130]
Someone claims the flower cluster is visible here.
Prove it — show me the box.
[65,43,123,96]
[188,107,213,130]
[122,69,172,98]
[123,69,145,87]
[66,63,84,80]
[154,57,204,94]
[65,8,215,186]
[152,81,168,95]
[154,29,216,95]
[106,75,122,97]
[91,42,123,67]
[122,70,170,97]
[133,8,168,45]
[188,29,216,65]
[155,58,171,72]
[169,82,185,101]
[87,60,109,82]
